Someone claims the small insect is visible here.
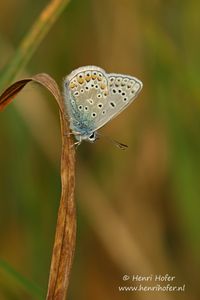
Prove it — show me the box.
[63,66,143,147]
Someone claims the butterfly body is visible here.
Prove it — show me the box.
[63,66,143,145]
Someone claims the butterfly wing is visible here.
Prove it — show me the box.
[91,73,143,131]
[63,66,109,135]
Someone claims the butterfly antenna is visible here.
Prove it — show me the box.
[97,133,128,150]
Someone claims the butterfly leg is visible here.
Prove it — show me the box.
[63,131,73,137]
[74,141,81,148]
[69,140,81,149]
[63,131,81,137]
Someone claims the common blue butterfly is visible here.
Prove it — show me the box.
[63,66,143,146]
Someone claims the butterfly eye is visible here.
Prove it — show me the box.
[89,133,95,139]
[88,132,96,142]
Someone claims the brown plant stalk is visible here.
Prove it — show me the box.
[0,73,76,300]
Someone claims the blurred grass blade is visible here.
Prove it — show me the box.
[0,259,44,299]
[0,0,71,90]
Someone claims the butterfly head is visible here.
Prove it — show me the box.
[74,131,97,144]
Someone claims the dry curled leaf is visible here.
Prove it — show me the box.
[0,74,76,300]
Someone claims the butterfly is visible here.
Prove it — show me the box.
[63,66,143,147]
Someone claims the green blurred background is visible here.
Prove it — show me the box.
[0,0,200,299]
